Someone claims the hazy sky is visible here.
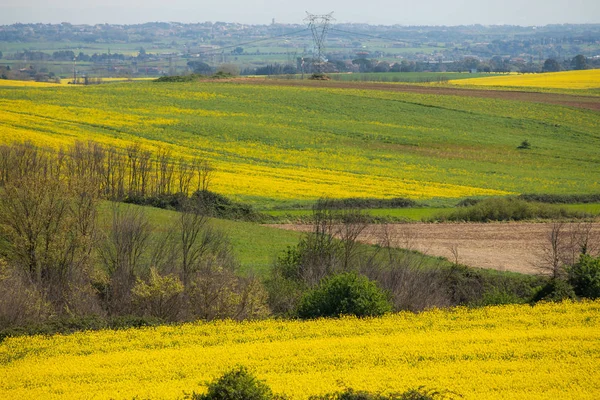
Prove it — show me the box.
[1,0,599,26]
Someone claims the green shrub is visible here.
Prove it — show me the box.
[444,264,544,306]
[431,197,585,222]
[475,288,528,306]
[518,193,600,204]
[569,254,600,299]
[531,278,577,303]
[297,272,392,319]
[193,366,273,400]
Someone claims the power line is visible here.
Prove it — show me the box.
[304,12,335,73]
[195,28,311,57]
[329,27,449,50]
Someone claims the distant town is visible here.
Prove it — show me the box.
[1,21,599,81]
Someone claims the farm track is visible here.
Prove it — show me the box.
[228,78,600,111]
[267,222,600,275]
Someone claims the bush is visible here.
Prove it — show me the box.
[531,278,577,303]
[444,265,544,306]
[193,366,273,400]
[431,197,585,222]
[569,254,600,299]
[132,268,184,321]
[518,193,600,204]
[297,272,392,319]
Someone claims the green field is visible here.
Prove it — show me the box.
[97,202,300,275]
[1,79,599,209]
[266,207,447,221]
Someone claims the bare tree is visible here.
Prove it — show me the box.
[0,143,99,314]
[538,222,599,278]
[335,208,368,270]
[127,144,141,197]
[98,204,151,314]
[138,149,152,197]
[178,202,210,286]
[193,157,213,192]
[177,157,194,194]
[448,243,460,267]
[538,222,567,278]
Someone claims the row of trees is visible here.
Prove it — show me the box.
[1,142,598,331]
[0,141,266,329]
[0,141,213,202]
[236,54,598,77]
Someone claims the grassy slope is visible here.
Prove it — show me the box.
[97,202,301,275]
[1,80,599,208]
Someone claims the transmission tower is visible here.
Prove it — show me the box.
[304,12,335,74]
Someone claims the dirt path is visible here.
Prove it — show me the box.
[227,78,600,111]
[267,222,600,275]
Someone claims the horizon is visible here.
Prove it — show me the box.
[1,0,599,27]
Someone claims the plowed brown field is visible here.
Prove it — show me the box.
[268,222,600,274]
[229,78,600,111]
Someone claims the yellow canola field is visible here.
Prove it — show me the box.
[449,69,600,89]
[0,79,62,87]
[1,301,599,400]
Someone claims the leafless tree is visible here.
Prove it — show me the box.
[538,222,567,278]
[0,143,100,314]
[448,243,460,266]
[193,157,213,192]
[98,204,151,314]
[363,228,451,312]
[177,157,194,194]
[127,143,141,197]
[538,221,599,278]
[178,202,210,286]
[335,208,369,270]
[138,149,152,197]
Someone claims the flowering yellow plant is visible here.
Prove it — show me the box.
[1,301,599,399]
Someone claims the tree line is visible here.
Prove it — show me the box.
[0,141,268,331]
[1,141,598,337]
[0,141,213,202]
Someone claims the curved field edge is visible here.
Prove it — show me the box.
[449,69,600,90]
[1,301,599,400]
[1,81,600,207]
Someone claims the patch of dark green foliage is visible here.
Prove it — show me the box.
[274,197,417,211]
[124,189,268,221]
[189,366,274,400]
[568,254,600,299]
[531,278,577,304]
[155,72,234,83]
[518,193,600,204]
[444,265,545,306]
[155,74,205,82]
[432,197,587,222]
[296,272,393,319]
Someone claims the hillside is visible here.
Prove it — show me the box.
[1,79,599,208]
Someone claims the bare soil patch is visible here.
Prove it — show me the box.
[229,78,600,111]
[267,222,600,275]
